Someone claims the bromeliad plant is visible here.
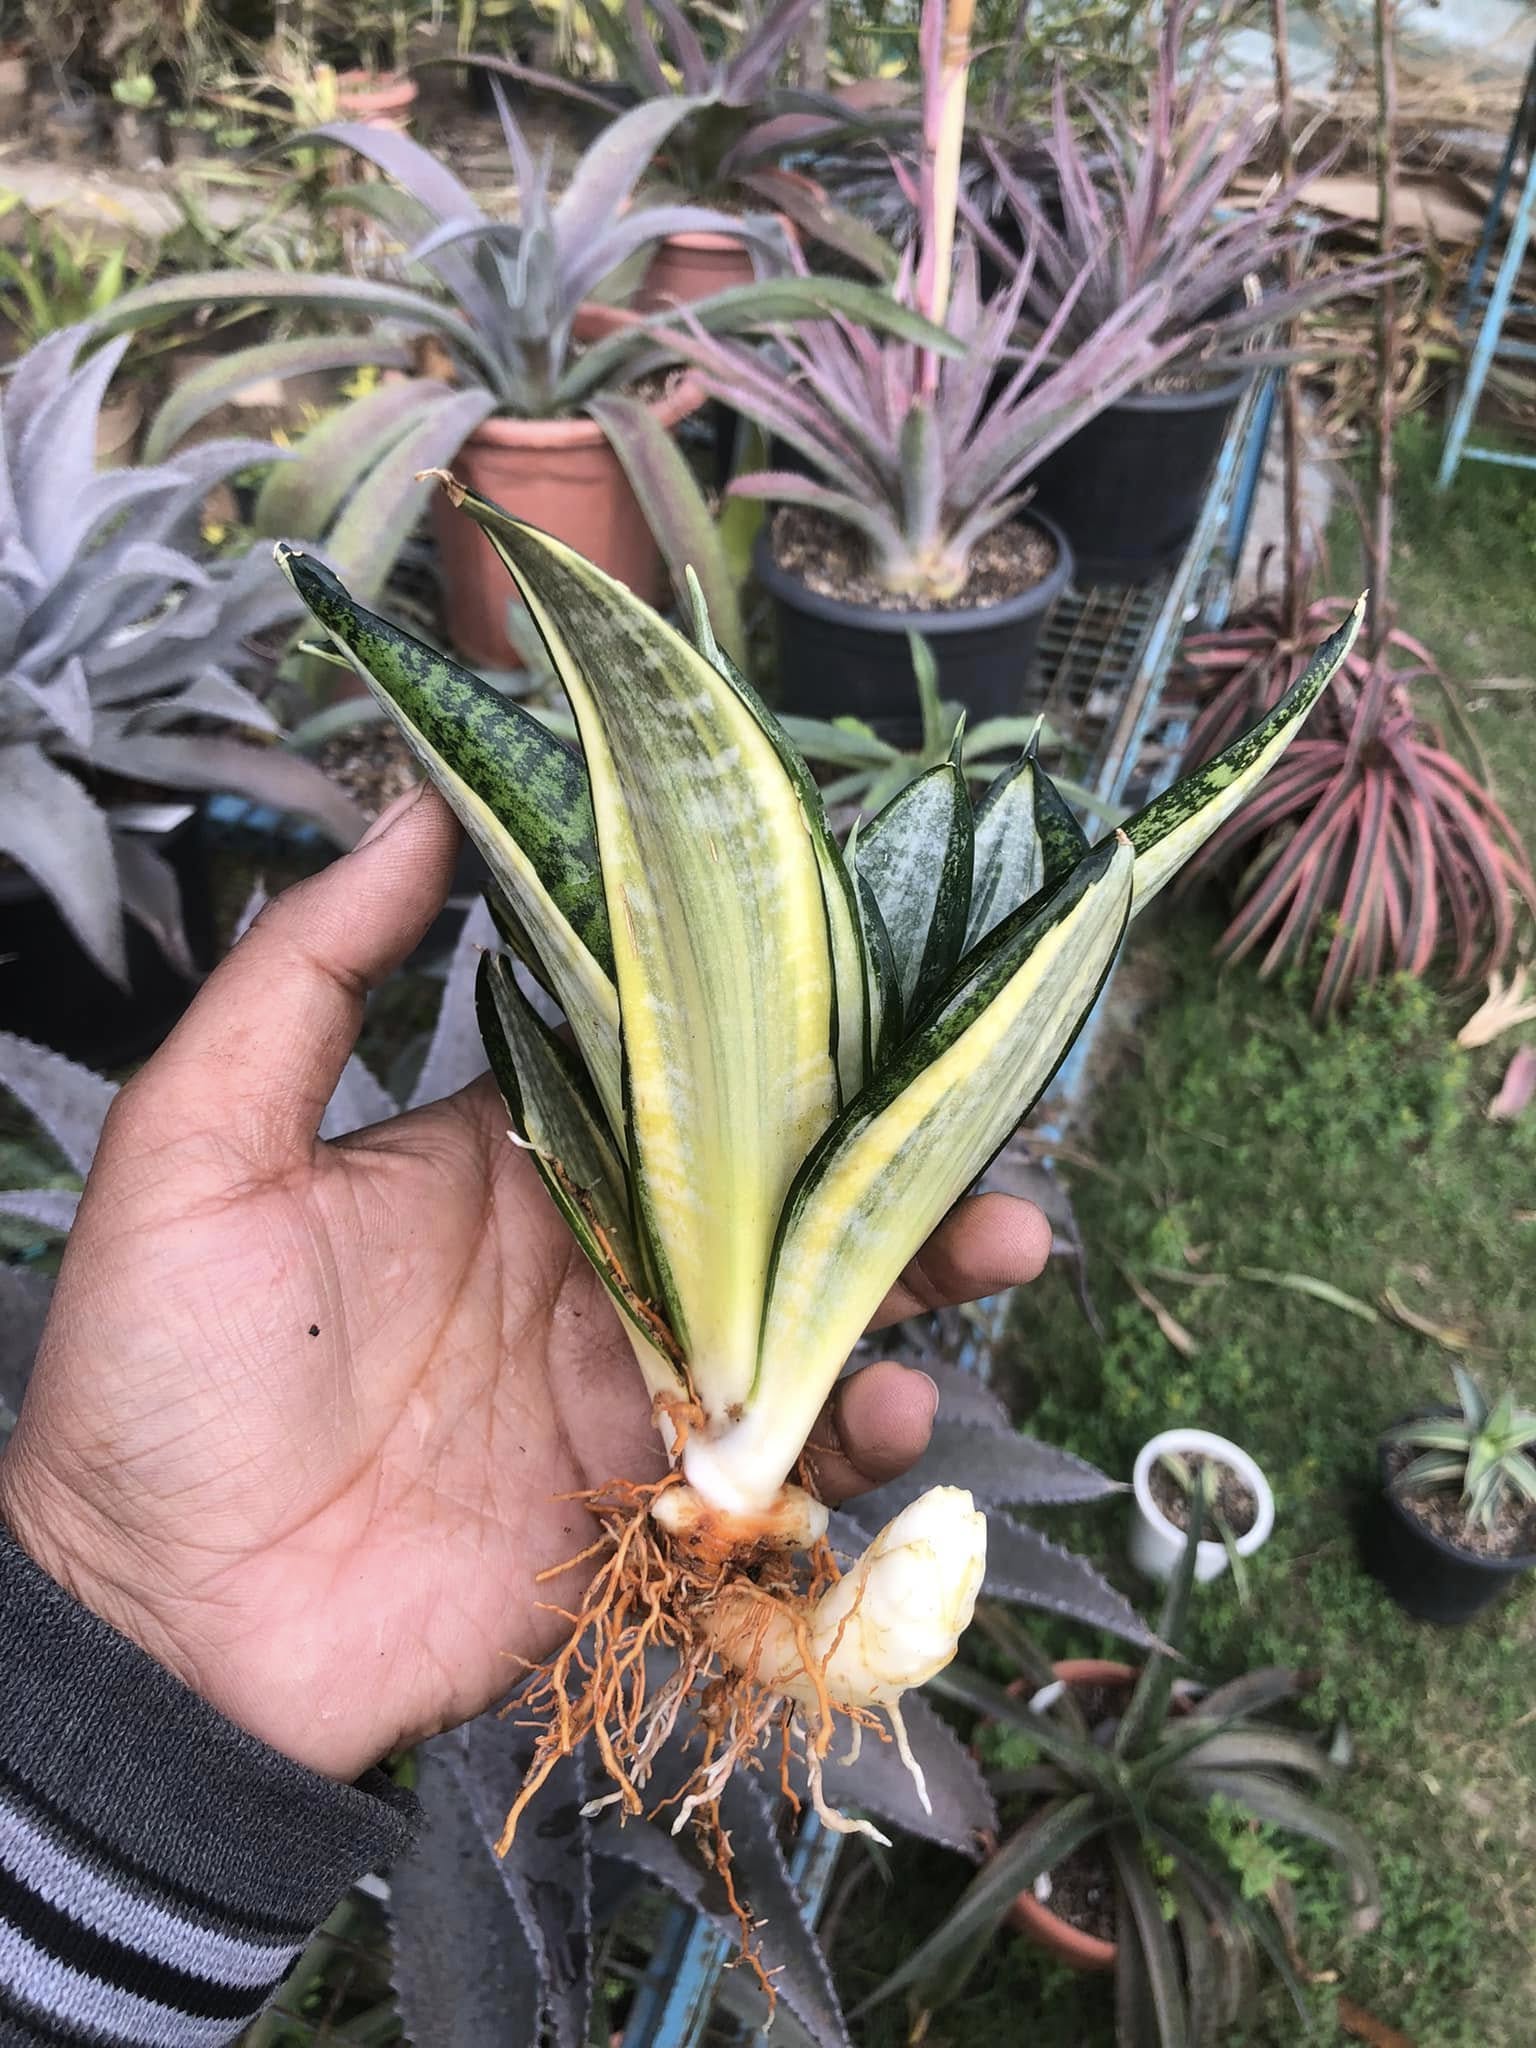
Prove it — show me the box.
[878,1491,1380,2045]
[1387,1368,1536,1538]
[651,0,1186,603]
[661,223,1179,602]
[277,471,1361,1929]
[972,0,1373,372]
[0,328,360,988]
[107,85,941,608]
[1178,593,1536,1016]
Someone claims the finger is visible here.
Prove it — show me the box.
[800,1360,939,1504]
[866,1191,1053,1330]
[110,784,461,1174]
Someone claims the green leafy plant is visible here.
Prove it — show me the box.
[110,70,159,109]
[1155,1449,1251,1602]
[879,1480,1380,2044]
[1386,1368,1536,1537]
[781,631,1096,818]
[0,198,144,350]
[275,461,1361,1961]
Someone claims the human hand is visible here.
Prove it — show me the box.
[0,786,1052,1782]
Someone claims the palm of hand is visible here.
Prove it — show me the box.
[14,1076,659,1780]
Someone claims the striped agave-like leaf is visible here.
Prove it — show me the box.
[282,506,1360,1504]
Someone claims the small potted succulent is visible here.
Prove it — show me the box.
[655,0,1182,733]
[0,328,361,1065]
[1129,1426,1275,1587]
[480,0,889,301]
[104,86,928,668]
[1364,1368,1536,1625]
[883,1489,1379,2037]
[975,0,1379,583]
[320,0,421,129]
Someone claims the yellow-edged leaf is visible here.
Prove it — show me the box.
[277,546,624,1136]
[684,569,871,1099]
[702,837,1134,1501]
[1119,596,1364,910]
[458,492,840,1410]
[477,955,683,1400]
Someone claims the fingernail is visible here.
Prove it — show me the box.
[915,1370,940,1423]
[357,780,427,849]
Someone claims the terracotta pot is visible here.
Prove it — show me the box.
[434,372,705,669]
[1003,1660,1140,1975]
[334,68,418,132]
[640,229,759,309]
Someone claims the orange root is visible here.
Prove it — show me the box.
[495,1475,876,2011]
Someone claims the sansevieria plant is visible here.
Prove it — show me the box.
[277,496,1360,1959]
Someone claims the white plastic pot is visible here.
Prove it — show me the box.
[1130,1428,1275,1585]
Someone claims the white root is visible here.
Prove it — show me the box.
[885,1699,931,1817]
[802,1731,891,1846]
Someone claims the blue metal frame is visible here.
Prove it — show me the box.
[1438,38,1536,487]
[620,1815,840,2047]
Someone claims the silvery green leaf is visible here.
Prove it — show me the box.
[795,1688,997,1852]
[855,758,974,1021]
[844,1421,1121,1520]
[0,1032,116,1178]
[967,753,1042,948]
[409,900,497,1111]
[0,1263,51,1440]
[984,1510,1154,1647]
[388,1749,544,2048]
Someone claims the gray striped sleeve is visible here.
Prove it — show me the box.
[0,1527,421,2046]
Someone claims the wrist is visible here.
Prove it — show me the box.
[0,1446,380,1784]
[0,1443,204,1700]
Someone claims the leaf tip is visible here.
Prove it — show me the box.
[419,465,467,507]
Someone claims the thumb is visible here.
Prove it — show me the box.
[108,783,462,1175]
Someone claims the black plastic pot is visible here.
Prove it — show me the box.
[1028,366,1251,587]
[1360,1425,1536,1625]
[753,514,1073,744]
[0,812,212,1069]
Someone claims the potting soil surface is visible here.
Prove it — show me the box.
[771,504,1058,611]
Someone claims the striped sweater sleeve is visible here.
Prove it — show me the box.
[0,1527,421,2047]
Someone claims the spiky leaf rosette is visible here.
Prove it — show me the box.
[277,501,1358,1899]
[0,327,361,985]
[1180,596,1536,1016]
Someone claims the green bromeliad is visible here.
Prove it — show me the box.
[277,489,1361,1842]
